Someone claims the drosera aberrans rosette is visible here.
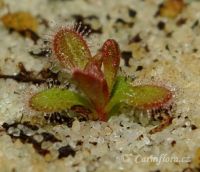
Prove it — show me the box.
[28,23,174,133]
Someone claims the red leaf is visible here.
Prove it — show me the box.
[72,61,109,121]
[102,39,120,92]
[84,56,102,78]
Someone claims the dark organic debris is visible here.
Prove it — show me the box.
[41,132,61,142]
[165,44,170,51]
[39,68,60,84]
[193,48,198,53]
[128,8,137,18]
[8,28,40,44]
[76,140,83,146]
[1,122,61,156]
[155,3,164,17]
[166,31,173,37]
[191,20,199,29]
[144,44,150,52]
[121,51,132,67]
[129,33,142,44]
[44,113,75,127]
[149,107,173,134]
[191,124,197,130]
[22,121,39,130]
[157,21,166,30]
[19,29,40,44]
[171,140,176,147]
[44,112,87,128]
[37,15,50,28]
[115,18,134,26]
[106,14,111,20]
[29,48,52,58]
[89,141,98,146]
[176,18,187,26]
[58,145,76,159]
[113,18,134,32]
[150,170,161,172]
[2,121,38,131]
[153,59,159,63]
[0,62,45,84]
[136,65,143,71]
[0,62,60,85]
[85,15,99,20]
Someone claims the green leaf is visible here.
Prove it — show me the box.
[29,88,90,112]
[102,39,120,92]
[53,27,92,70]
[106,76,172,114]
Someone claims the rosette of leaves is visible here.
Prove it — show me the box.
[29,26,172,122]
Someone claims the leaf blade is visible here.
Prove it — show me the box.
[102,39,120,92]
[73,69,109,111]
[107,77,172,114]
[128,85,172,109]
[29,88,90,112]
[53,27,92,70]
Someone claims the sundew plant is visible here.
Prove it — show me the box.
[29,25,173,123]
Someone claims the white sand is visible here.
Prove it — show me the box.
[0,0,200,171]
